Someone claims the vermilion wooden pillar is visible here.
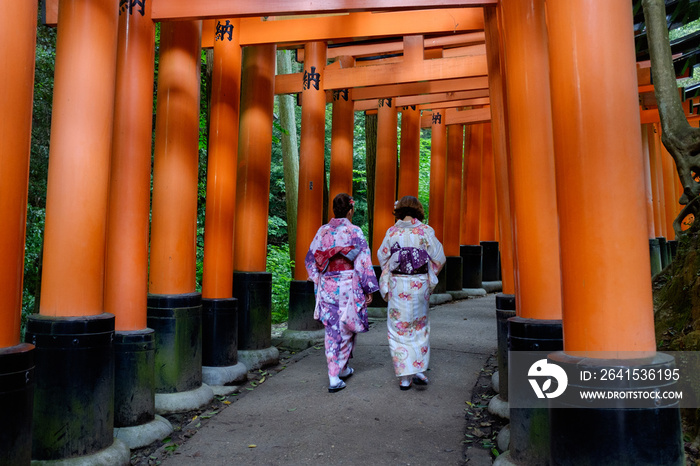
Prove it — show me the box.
[429,110,447,243]
[106,1,166,440]
[289,42,327,338]
[501,1,563,462]
[200,19,247,387]
[479,123,500,282]
[649,123,670,266]
[654,125,668,239]
[641,125,662,275]
[548,2,681,463]
[233,45,279,369]
[648,124,663,238]
[202,19,241,300]
[294,41,327,277]
[372,98,399,264]
[398,105,421,198]
[0,1,37,463]
[443,124,463,291]
[328,86,354,219]
[148,21,213,412]
[28,0,127,462]
[661,142,677,241]
[501,0,562,321]
[460,124,483,289]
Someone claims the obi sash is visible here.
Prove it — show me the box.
[389,243,429,275]
[313,246,358,273]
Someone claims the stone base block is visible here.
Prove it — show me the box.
[237,346,280,371]
[482,281,502,293]
[155,384,214,415]
[30,439,131,466]
[113,415,173,450]
[488,394,510,420]
[429,293,452,306]
[202,362,248,387]
[275,329,325,352]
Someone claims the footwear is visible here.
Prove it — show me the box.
[412,372,429,386]
[339,367,354,380]
[399,376,412,391]
[328,380,346,393]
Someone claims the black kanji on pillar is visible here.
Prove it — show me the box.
[432,112,442,124]
[303,66,321,91]
[119,0,146,16]
[333,89,349,102]
[379,98,393,108]
[215,20,234,42]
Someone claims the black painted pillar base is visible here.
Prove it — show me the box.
[288,280,323,331]
[368,265,385,308]
[649,238,662,277]
[434,265,447,294]
[115,329,155,428]
[0,343,34,465]
[657,236,670,269]
[444,256,463,292]
[668,239,678,261]
[147,293,203,394]
[481,241,500,282]
[202,298,238,367]
[25,313,118,461]
[508,316,563,466]
[495,294,516,399]
[460,244,483,289]
[549,351,684,466]
[233,272,279,370]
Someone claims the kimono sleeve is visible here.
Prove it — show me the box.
[351,227,379,295]
[425,226,446,274]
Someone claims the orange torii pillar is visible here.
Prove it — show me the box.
[661,141,679,258]
[484,2,518,404]
[200,19,248,387]
[148,21,214,413]
[233,44,279,370]
[651,123,671,266]
[428,110,448,293]
[547,1,682,463]
[328,87,354,216]
[106,1,173,446]
[372,98,399,265]
[642,125,662,275]
[289,42,327,340]
[0,1,37,463]
[443,124,464,292]
[479,123,500,283]
[24,0,129,463]
[460,124,484,289]
[398,105,421,198]
[500,0,563,464]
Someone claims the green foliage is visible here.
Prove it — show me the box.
[418,131,432,218]
[266,244,294,323]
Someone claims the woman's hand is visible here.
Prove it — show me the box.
[365,293,373,305]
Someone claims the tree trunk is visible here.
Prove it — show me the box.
[643,0,700,204]
[365,112,378,249]
[276,50,300,267]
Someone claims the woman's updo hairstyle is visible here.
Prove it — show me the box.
[393,195,425,221]
[332,193,354,218]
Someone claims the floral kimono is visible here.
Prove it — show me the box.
[377,218,446,378]
[305,218,379,377]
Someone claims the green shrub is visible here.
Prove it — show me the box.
[267,244,293,323]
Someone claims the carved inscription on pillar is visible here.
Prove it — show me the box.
[333,89,349,102]
[432,112,442,124]
[303,66,321,91]
[215,20,234,42]
[379,98,393,108]
[403,105,417,111]
[119,0,145,16]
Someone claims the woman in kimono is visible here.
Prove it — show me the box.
[377,196,446,390]
[305,193,379,393]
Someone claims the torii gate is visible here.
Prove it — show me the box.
[0,1,680,465]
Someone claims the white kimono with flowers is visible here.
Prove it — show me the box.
[377,219,446,377]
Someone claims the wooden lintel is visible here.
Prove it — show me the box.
[421,107,491,127]
[151,0,497,22]
[353,89,489,111]
[298,32,485,61]
[325,55,488,90]
[236,9,483,46]
[351,76,489,100]
[418,97,490,110]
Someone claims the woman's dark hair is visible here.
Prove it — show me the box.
[333,193,354,218]
[393,195,425,221]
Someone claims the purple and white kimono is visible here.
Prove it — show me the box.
[377,219,446,378]
[305,218,379,377]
